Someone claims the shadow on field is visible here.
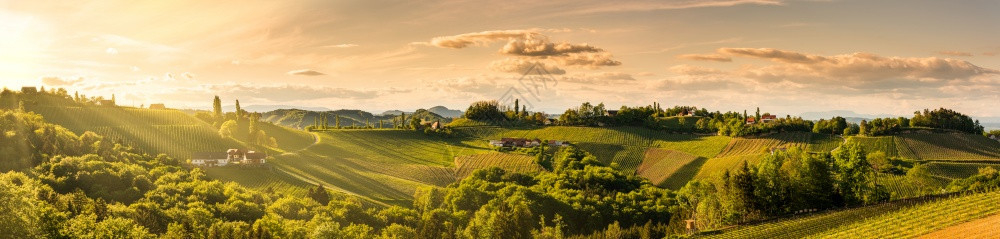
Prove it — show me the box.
[662,156,708,190]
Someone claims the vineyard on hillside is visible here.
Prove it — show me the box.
[896,133,1000,160]
[847,136,904,158]
[924,162,1000,180]
[636,149,702,189]
[705,189,1000,239]
[714,132,810,158]
[92,125,243,158]
[808,134,843,153]
[204,166,311,195]
[454,152,545,179]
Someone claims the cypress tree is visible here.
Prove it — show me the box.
[235,99,242,118]
[515,99,519,115]
[213,96,222,119]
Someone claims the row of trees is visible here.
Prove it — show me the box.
[676,144,890,229]
[464,100,548,126]
[910,108,985,134]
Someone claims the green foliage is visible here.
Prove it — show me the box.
[464,100,506,122]
[947,167,1000,192]
[911,108,985,134]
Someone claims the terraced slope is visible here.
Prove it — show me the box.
[897,133,1000,160]
[694,154,764,180]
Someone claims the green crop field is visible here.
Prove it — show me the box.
[454,152,545,179]
[715,132,810,158]
[808,134,843,153]
[704,190,1000,239]
[636,148,704,189]
[897,133,1000,160]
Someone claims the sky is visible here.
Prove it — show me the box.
[1,0,999,118]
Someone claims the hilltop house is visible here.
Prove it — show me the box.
[149,103,166,110]
[761,114,777,123]
[745,117,756,125]
[21,86,37,94]
[605,110,619,117]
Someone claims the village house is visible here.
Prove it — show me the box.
[99,100,115,106]
[745,117,756,125]
[149,103,166,110]
[605,110,619,117]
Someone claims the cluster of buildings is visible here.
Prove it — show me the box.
[489,138,570,148]
[190,149,267,167]
[746,114,778,125]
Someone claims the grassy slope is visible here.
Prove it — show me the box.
[807,134,843,153]
[703,190,1000,239]
[898,133,1000,160]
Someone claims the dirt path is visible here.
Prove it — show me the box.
[917,213,1000,239]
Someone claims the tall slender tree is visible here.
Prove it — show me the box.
[213,96,223,119]
[515,99,520,116]
[335,114,341,128]
[235,99,242,118]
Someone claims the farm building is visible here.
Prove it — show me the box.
[548,140,570,146]
[761,114,777,123]
[99,100,115,106]
[491,138,567,148]
[190,149,267,167]
[191,152,229,167]
[605,110,619,117]
[149,103,166,109]
[21,86,37,93]
[745,117,756,125]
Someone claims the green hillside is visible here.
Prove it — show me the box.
[715,132,810,158]
[846,134,1000,161]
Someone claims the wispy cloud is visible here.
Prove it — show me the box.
[677,54,732,62]
[936,51,973,57]
[287,69,326,76]
[324,44,358,48]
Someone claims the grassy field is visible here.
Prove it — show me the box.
[454,152,545,179]
[715,132,810,158]
[703,190,1000,239]
[636,149,704,189]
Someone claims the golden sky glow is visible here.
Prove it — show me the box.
[1,0,999,118]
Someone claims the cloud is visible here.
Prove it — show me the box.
[556,0,783,16]
[669,64,726,75]
[559,72,636,84]
[182,72,195,80]
[206,84,377,101]
[499,36,604,57]
[428,29,621,70]
[719,48,829,64]
[552,52,621,67]
[719,48,999,83]
[287,69,326,76]
[105,47,118,55]
[430,30,536,49]
[489,58,566,75]
[40,76,83,86]
[936,51,973,57]
[677,54,732,62]
[324,44,358,48]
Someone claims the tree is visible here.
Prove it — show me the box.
[335,114,341,128]
[307,184,331,205]
[235,99,242,118]
[219,120,237,138]
[213,96,223,119]
[755,107,760,121]
[859,120,868,136]
[515,99,520,116]
[906,164,937,194]
[410,116,421,130]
